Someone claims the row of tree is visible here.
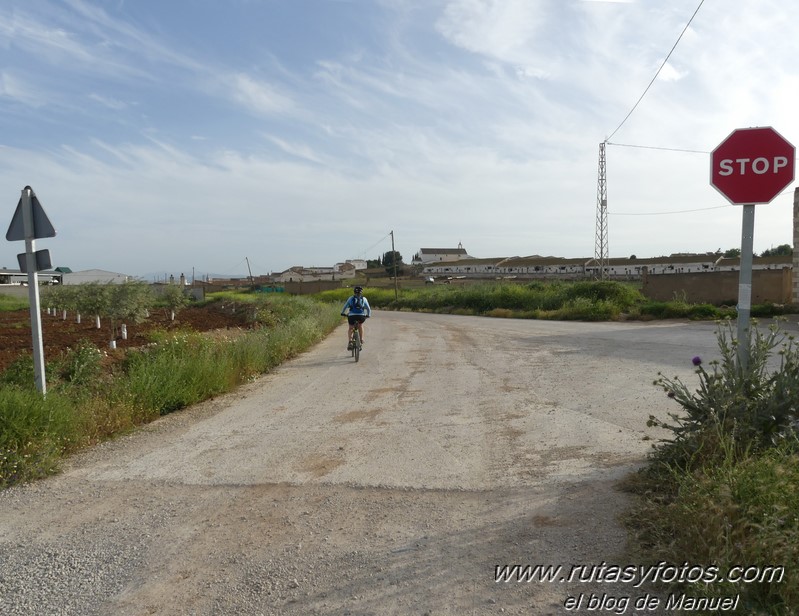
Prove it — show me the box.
[42,281,190,342]
[366,251,405,276]
[723,244,793,258]
[629,245,794,260]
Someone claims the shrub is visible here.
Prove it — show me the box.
[0,293,28,311]
[626,439,799,614]
[551,297,619,321]
[0,388,79,487]
[752,303,793,318]
[0,294,341,488]
[685,303,722,320]
[639,301,670,319]
[563,280,641,309]
[53,340,104,388]
[626,321,799,614]
[120,333,231,414]
[649,321,799,469]
[640,300,690,319]
[0,356,37,390]
[317,280,646,318]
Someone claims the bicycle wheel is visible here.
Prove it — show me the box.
[353,331,361,362]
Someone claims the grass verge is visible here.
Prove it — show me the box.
[0,294,340,488]
[0,293,29,312]
[317,281,793,321]
[623,321,799,614]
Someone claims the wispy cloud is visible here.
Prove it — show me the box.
[0,11,97,65]
[265,136,326,165]
[228,73,295,116]
[436,0,550,68]
[62,0,205,73]
[2,0,799,275]
[0,71,46,107]
[88,93,129,110]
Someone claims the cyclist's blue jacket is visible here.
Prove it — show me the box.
[342,295,371,317]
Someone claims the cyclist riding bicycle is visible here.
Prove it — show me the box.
[340,286,371,350]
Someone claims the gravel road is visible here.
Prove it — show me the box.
[0,311,727,615]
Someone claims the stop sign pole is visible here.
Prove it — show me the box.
[710,127,796,370]
[738,205,755,370]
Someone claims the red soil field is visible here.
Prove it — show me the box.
[0,304,251,375]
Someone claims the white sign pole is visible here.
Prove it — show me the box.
[736,204,755,372]
[21,188,46,395]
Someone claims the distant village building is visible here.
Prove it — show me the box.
[420,253,792,280]
[274,264,357,283]
[340,259,368,271]
[0,267,132,285]
[412,243,472,264]
[0,267,60,285]
[60,269,132,285]
[271,258,367,283]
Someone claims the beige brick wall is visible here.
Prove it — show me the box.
[642,268,792,305]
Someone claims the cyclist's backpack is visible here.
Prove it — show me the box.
[352,296,364,310]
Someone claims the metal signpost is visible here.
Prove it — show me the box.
[5,186,57,395]
[710,127,795,370]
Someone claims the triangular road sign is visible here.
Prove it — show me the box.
[6,189,56,241]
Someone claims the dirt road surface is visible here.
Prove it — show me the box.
[0,311,725,615]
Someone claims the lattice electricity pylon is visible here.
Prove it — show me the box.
[594,141,609,280]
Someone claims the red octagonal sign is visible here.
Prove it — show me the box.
[710,126,795,204]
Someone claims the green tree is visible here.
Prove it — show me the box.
[77,282,112,329]
[106,281,154,338]
[760,244,793,257]
[723,248,741,258]
[159,284,190,320]
[42,284,77,320]
[382,251,403,276]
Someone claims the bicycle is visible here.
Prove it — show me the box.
[350,327,362,362]
[342,314,367,362]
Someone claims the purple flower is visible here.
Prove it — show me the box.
[667,391,676,398]
[692,356,702,366]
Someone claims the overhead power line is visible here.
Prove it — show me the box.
[607,142,709,155]
[606,0,706,142]
[611,205,731,216]
[611,187,796,216]
[357,232,392,260]
[593,1,707,271]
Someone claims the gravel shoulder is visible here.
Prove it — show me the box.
[0,312,723,615]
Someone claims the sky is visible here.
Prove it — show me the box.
[2,0,799,279]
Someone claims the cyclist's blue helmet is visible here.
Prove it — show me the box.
[354,286,363,294]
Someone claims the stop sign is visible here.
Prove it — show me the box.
[710,126,795,204]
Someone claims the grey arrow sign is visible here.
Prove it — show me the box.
[6,187,56,241]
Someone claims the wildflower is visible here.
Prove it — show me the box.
[692,356,702,366]
[667,391,676,398]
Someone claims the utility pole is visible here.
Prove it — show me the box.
[390,230,398,300]
[594,141,609,280]
[245,257,255,290]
